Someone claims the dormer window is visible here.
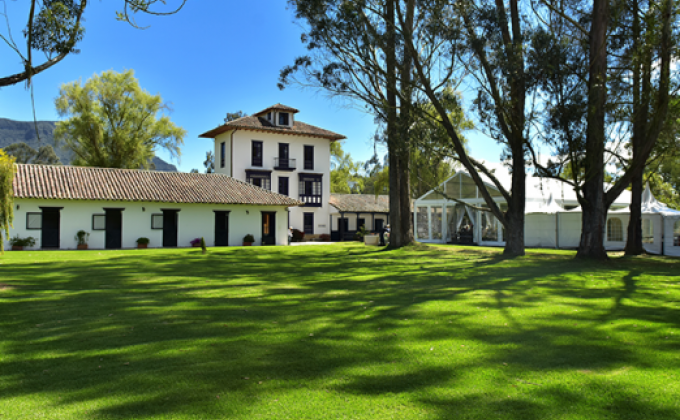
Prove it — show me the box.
[278,112,289,126]
[266,112,272,122]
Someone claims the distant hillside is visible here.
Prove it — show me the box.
[0,118,178,172]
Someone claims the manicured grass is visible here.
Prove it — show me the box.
[1,243,679,419]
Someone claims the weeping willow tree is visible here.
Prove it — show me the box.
[0,150,16,253]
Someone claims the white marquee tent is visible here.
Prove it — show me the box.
[413,171,680,256]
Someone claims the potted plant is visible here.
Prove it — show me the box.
[243,234,255,246]
[136,237,150,249]
[74,230,90,250]
[9,235,36,251]
[190,238,201,247]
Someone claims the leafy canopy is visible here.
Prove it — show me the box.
[54,70,186,169]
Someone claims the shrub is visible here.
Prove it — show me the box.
[74,230,89,245]
[292,229,305,242]
[136,237,150,245]
[190,238,201,246]
[200,237,207,254]
[243,234,255,243]
[354,226,368,241]
[9,235,36,247]
[319,233,331,242]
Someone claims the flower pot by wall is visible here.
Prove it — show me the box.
[192,243,201,247]
[243,242,253,246]
[11,246,24,251]
[77,244,88,250]
[137,243,148,249]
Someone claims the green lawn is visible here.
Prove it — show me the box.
[1,243,679,419]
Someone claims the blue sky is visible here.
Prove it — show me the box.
[0,0,503,172]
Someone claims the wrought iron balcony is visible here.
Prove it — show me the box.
[274,157,296,171]
[299,194,322,207]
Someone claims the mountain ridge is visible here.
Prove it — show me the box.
[0,118,178,172]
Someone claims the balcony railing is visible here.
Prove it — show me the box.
[274,157,296,171]
[299,194,322,207]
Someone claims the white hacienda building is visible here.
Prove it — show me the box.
[200,104,345,239]
[4,165,300,251]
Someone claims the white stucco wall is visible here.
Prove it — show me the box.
[329,212,388,232]
[215,129,333,236]
[5,199,291,251]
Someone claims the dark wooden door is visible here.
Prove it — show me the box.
[338,218,349,232]
[162,211,178,247]
[303,213,314,235]
[214,211,229,246]
[374,219,384,232]
[105,210,123,249]
[262,212,276,245]
[41,209,60,248]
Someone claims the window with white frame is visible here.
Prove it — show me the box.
[642,218,654,244]
[607,218,623,242]
[673,220,680,247]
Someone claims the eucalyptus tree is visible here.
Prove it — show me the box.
[392,0,536,256]
[0,0,186,88]
[526,0,676,258]
[281,0,416,248]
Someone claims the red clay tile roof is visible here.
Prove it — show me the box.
[199,116,346,141]
[330,194,391,213]
[253,103,300,115]
[13,164,302,206]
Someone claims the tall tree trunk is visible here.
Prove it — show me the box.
[624,0,645,256]
[625,172,644,254]
[395,0,415,247]
[504,152,526,256]
[502,0,526,257]
[385,0,403,248]
[577,0,610,259]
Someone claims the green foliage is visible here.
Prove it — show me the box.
[0,149,16,253]
[54,70,186,169]
[203,151,215,174]
[200,237,207,255]
[330,142,364,194]
[8,235,37,248]
[2,1,185,88]
[354,225,368,241]
[243,234,255,243]
[28,0,85,57]
[136,237,150,245]
[409,89,471,198]
[3,143,61,165]
[74,230,89,246]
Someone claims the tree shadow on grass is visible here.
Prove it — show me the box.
[1,244,679,419]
